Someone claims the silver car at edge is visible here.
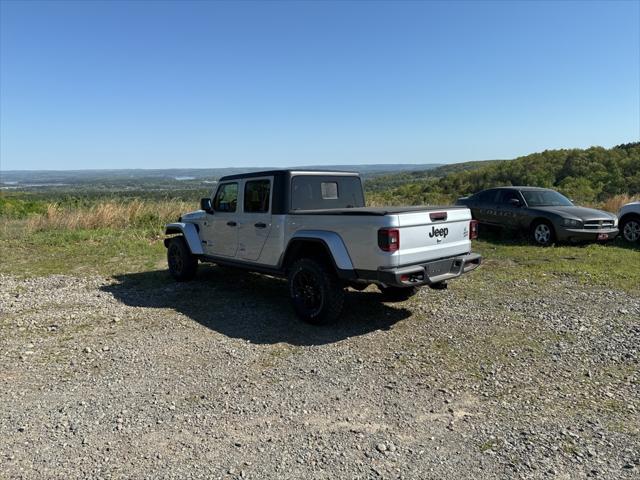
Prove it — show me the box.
[618,201,640,243]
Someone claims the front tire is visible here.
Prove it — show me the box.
[167,237,198,281]
[530,220,555,247]
[288,258,345,325]
[620,215,640,243]
[378,285,418,302]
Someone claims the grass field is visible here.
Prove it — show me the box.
[1,188,639,292]
[1,211,638,294]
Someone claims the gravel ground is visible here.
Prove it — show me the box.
[1,266,638,479]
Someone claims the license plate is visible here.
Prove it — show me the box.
[597,233,609,240]
[426,259,453,277]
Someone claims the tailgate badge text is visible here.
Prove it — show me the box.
[429,226,449,239]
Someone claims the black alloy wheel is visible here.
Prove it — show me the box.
[621,216,640,243]
[288,258,345,325]
[167,237,198,281]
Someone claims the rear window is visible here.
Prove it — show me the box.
[244,179,271,213]
[291,175,365,210]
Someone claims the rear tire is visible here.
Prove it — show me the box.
[530,220,555,247]
[288,258,345,325]
[378,285,418,302]
[167,237,198,281]
[620,215,640,243]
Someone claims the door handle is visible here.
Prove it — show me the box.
[254,222,267,228]
[227,221,237,227]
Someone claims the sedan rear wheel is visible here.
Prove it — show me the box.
[531,220,555,247]
[621,216,640,243]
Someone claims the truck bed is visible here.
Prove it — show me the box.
[290,206,467,216]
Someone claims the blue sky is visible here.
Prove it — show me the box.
[1,0,638,170]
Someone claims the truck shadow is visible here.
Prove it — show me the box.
[101,265,411,346]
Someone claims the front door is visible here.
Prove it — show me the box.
[238,177,273,262]
[204,181,239,257]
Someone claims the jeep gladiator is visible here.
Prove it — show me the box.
[165,170,481,324]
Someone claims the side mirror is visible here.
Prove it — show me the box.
[200,197,213,213]
[508,198,521,207]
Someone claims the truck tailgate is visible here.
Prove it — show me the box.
[396,208,473,265]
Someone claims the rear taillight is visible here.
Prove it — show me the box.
[469,220,479,240]
[378,228,400,252]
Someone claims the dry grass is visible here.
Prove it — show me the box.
[600,194,640,214]
[25,199,192,232]
[16,193,640,233]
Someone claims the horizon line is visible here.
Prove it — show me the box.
[0,159,512,173]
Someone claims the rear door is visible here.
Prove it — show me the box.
[204,181,239,257]
[238,177,273,261]
[474,189,500,224]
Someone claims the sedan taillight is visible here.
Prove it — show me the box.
[378,228,400,252]
[469,220,479,240]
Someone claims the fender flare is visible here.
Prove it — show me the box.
[282,230,354,272]
[620,211,640,224]
[164,222,204,255]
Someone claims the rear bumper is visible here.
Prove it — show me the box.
[557,227,619,242]
[356,252,482,288]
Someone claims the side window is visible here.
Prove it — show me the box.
[291,175,365,210]
[244,179,271,213]
[497,190,520,204]
[476,190,497,203]
[213,183,238,212]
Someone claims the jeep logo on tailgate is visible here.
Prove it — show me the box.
[429,226,449,238]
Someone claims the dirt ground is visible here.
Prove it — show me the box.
[1,266,638,479]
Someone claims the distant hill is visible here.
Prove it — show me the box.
[365,159,507,191]
[4,144,639,206]
[366,143,640,205]
[0,163,442,188]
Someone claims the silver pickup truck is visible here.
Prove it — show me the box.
[165,170,481,324]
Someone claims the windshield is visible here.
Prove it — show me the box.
[522,190,573,207]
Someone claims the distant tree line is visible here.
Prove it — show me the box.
[366,144,640,206]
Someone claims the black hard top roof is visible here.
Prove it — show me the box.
[218,169,360,182]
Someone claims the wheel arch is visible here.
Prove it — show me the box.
[164,222,204,255]
[281,231,355,280]
[620,211,640,224]
[528,216,555,231]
